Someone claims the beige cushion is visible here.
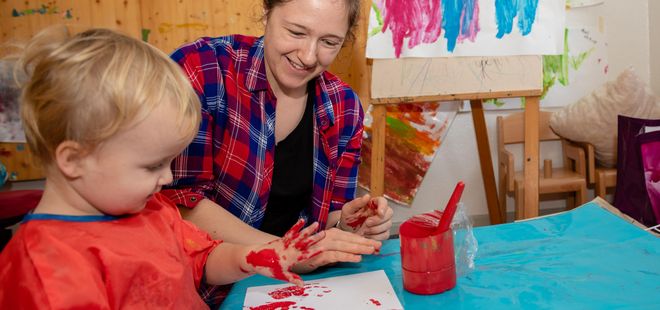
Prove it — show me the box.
[550,67,660,167]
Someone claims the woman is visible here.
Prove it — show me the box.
[164,0,392,279]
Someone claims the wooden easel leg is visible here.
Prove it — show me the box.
[523,96,540,218]
[470,99,503,224]
[370,104,387,197]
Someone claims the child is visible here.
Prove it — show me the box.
[0,27,324,309]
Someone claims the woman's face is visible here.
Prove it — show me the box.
[263,0,349,96]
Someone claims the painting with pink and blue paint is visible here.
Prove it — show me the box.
[367,0,566,58]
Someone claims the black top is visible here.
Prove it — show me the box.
[260,83,314,236]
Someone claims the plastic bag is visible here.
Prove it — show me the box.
[451,202,478,277]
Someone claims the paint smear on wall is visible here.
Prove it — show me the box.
[566,0,604,8]
[359,102,458,206]
[12,4,73,19]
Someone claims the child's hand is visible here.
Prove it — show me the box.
[243,219,324,286]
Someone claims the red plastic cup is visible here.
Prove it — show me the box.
[399,211,456,295]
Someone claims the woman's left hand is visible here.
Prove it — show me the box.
[338,195,393,241]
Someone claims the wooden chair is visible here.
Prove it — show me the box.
[497,111,588,220]
[575,142,617,200]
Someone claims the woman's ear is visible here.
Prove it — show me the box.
[262,9,269,27]
[54,141,87,178]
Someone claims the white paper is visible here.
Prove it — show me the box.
[243,270,403,310]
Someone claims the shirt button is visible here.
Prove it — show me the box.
[190,197,197,202]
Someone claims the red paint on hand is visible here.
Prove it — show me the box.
[367,200,378,211]
[246,248,290,282]
[282,219,305,248]
[346,199,379,229]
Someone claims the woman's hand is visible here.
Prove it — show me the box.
[290,227,381,273]
[243,219,325,286]
[338,195,393,241]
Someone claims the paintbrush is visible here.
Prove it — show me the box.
[436,181,465,234]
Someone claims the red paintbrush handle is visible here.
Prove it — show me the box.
[437,181,465,233]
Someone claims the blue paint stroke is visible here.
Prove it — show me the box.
[518,0,539,35]
[460,0,479,37]
[443,0,479,52]
[495,0,539,38]
[442,0,463,51]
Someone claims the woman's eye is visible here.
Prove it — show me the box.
[289,30,304,36]
[322,39,340,47]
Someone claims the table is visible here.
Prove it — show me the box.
[222,199,660,309]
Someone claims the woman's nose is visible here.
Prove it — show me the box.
[298,40,318,67]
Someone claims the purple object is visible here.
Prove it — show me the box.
[613,115,660,226]
[639,132,660,224]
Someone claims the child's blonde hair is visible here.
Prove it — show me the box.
[15,26,200,165]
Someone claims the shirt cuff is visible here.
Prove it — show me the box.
[330,199,345,213]
[159,189,205,209]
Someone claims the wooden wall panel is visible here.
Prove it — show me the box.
[139,0,263,53]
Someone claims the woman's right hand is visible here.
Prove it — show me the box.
[291,227,381,274]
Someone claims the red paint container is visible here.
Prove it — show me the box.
[399,211,456,295]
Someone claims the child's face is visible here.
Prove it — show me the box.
[74,103,191,216]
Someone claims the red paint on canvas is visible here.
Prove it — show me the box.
[359,102,451,205]
[370,298,382,306]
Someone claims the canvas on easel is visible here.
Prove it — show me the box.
[364,0,564,224]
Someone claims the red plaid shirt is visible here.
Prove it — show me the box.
[163,35,364,231]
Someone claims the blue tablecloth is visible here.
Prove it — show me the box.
[221,201,660,309]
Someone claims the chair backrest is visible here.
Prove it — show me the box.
[0,189,42,251]
[497,111,558,192]
[498,111,559,146]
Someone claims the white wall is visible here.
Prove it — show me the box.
[383,0,654,229]
[650,0,660,94]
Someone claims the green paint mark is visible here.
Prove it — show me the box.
[12,4,72,19]
[541,28,569,98]
[142,29,151,42]
[541,27,599,98]
[570,47,594,71]
[369,26,382,37]
[373,2,383,25]
[369,3,384,37]
[484,98,506,107]
[386,116,414,139]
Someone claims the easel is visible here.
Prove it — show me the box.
[368,56,543,224]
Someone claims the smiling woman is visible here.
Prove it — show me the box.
[162,0,394,307]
